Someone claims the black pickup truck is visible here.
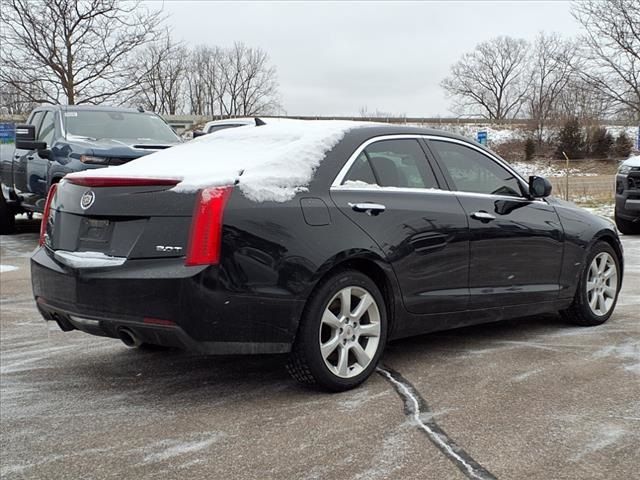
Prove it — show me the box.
[0,105,181,233]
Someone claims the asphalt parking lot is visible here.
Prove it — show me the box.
[1,218,639,480]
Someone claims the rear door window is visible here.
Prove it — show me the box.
[343,139,438,189]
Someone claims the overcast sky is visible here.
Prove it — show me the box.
[159,1,583,117]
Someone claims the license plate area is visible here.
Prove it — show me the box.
[79,218,113,243]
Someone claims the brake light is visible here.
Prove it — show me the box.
[143,317,176,326]
[185,187,232,266]
[66,176,180,187]
[39,183,58,246]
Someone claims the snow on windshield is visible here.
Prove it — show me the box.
[68,120,366,202]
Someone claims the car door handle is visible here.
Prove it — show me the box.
[349,202,386,216]
[471,211,496,222]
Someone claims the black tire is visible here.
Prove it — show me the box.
[0,193,16,234]
[286,270,388,392]
[614,210,640,235]
[560,241,621,326]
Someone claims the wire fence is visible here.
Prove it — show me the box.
[549,175,614,203]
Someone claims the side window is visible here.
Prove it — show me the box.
[431,141,523,197]
[343,152,377,185]
[38,112,56,145]
[342,139,438,189]
[207,124,243,134]
[29,111,44,129]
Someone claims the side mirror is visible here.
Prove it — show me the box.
[529,176,552,198]
[37,149,52,160]
[15,124,47,151]
[192,130,206,138]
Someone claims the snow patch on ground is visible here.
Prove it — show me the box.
[0,264,18,273]
[570,425,628,461]
[336,388,390,411]
[592,341,640,376]
[141,433,225,464]
[351,427,410,480]
[68,120,366,203]
[512,368,544,382]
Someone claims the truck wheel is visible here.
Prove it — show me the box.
[0,194,16,234]
[614,210,640,235]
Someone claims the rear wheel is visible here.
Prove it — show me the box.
[561,241,621,326]
[0,194,16,234]
[614,210,640,235]
[287,270,387,391]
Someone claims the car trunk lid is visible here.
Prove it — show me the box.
[45,178,198,262]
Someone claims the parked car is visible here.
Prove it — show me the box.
[31,122,624,391]
[0,105,181,233]
[615,155,640,234]
[192,117,265,138]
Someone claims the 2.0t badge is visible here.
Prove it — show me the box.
[80,190,96,210]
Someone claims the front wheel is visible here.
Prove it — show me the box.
[561,241,621,326]
[287,270,387,391]
[615,210,640,235]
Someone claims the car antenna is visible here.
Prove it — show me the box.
[137,105,145,113]
[254,117,266,126]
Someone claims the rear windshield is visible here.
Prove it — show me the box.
[63,111,179,143]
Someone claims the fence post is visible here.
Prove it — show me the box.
[562,151,570,201]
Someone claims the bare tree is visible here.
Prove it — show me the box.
[572,0,640,119]
[525,33,576,144]
[358,106,406,120]
[0,0,165,105]
[555,76,614,122]
[134,32,187,114]
[0,74,40,114]
[182,43,281,118]
[218,43,281,117]
[184,45,225,117]
[441,36,530,120]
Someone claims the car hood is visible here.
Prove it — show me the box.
[67,135,180,158]
[622,155,640,168]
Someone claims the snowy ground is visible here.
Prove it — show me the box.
[406,122,639,150]
[1,220,638,479]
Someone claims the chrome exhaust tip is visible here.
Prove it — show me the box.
[118,327,141,348]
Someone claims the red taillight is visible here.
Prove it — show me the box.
[143,317,176,326]
[185,187,232,266]
[66,176,180,187]
[39,183,58,246]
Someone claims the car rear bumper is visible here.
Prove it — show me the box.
[31,247,304,354]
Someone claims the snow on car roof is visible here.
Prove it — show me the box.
[67,119,368,202]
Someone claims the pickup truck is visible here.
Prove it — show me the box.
[0,105,181,233]
[615,155,640,235]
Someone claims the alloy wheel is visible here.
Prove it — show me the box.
[586,252,618,316]
[318,286,381,378]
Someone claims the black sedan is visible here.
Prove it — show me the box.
[31,123,624,391]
